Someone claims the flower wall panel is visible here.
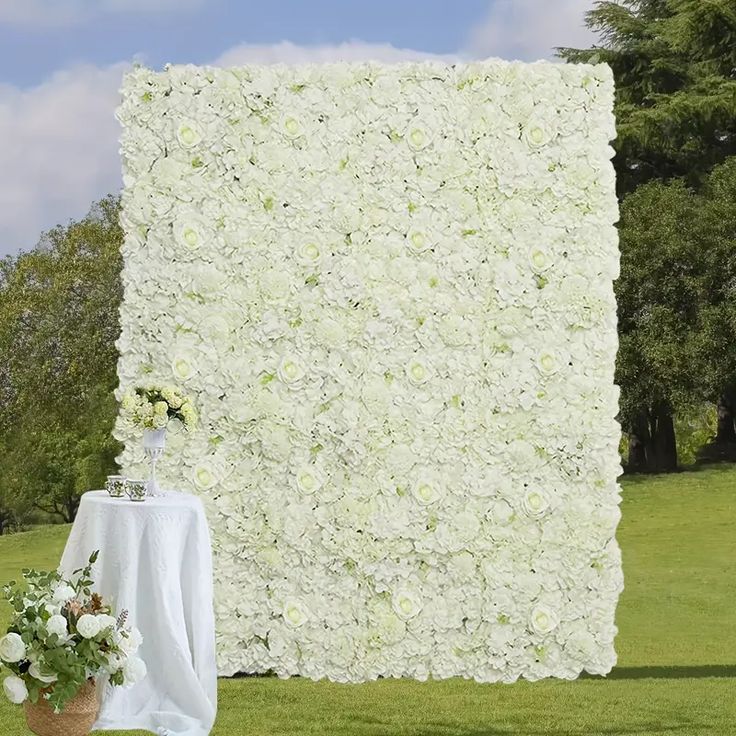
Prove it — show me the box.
[115,60,623,682]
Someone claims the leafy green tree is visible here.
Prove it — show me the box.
[561,0,736,470]
[0,196,123,524]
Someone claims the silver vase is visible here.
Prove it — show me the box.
[142,427,166,497]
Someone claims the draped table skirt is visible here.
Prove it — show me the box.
[60,490,217,736]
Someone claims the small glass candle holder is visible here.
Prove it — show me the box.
[126,479,147,503]
[105,475,127,498]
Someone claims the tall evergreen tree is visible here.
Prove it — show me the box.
[560,0,736,470]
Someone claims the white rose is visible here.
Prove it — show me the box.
[171,352,198,383]
[45,615,68,639]
[192,461,219,490]
[405,226,432,255]
[392,589,422,621]
[76,614,102,639]
[405,119,432,151]
[279,113,305,139]
[529,604,559,635]
[283,599,309,628]
[295,466,323,495]
[277,356,305,386]
[123,656,147,686]
[52,583,77,604]
[406,357,432,386]
[28,662,57,684]
[537,350,559,376]
[173,217,205,252]
[528,245,552,273]
[521,489,550,518]
[3,675,28,704]
[176,120,201,148]
[0,633,26,663]
[297,240,322,267]
[412,476,440,506]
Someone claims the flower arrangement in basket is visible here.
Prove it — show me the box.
[120,384,197,496]
[0,551,145,736]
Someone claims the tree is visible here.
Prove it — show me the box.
[0,196,123,523]
[560,0,736,470]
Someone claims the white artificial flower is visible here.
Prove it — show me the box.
[296,240,322,267]
[279,113,305,139]
[192,461,219,490]
[123,656,147,686]
[118,627,143,656]
[411,476,440,506]
[96,614,118,633]
[45,614,68,639]
[52,583,77,604]
[176,120,201,148]
[406,357,432,386]
[529,604,559,636]
[277,356,305,386]
[405,118,432,151]
[28,662,57,684]
[76,614,102,639]
[537,350,559,376]
[283,599,309,628]
[521,489,550,518]
[295,466,323,494]
[391,589,422,621]
[0,633,26,663]
[405,226,433,255]
[3,675,28,704]
[528,245,552,273]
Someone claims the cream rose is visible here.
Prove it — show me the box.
[529,604,559,635]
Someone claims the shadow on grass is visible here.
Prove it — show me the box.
[583,664,736,679]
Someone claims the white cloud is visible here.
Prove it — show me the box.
[0,0,204,27]
[213,40,460,67]
[0,63,128,253]
[465,0,598,62]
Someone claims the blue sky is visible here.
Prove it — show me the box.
[0,0,596,255]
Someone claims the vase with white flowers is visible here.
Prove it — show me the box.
[0,551,145,736]
[120,384,197,496]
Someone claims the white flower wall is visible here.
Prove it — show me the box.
[115,60,623,683]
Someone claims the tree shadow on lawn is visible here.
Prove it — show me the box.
[352,715,694,736]
[582,664,736,679]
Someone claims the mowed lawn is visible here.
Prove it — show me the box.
[0,466,734,735]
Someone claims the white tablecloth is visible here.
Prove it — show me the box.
[60,490,217,736]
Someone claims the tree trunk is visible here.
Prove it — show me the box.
[715,394,736,443]
[627,411,652,472]
[651,410,678,472]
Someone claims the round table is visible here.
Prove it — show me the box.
[60,490,217,736]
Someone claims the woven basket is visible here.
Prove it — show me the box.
[24,679,98,736]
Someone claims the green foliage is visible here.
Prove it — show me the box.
[0,196,123,525]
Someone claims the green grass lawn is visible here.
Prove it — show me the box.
[1,466,735,735]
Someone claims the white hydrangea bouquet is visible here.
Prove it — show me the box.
[0,551,146,714]
[120,384,197,430]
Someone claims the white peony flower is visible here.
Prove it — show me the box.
[96,614,118,633]
[76,614,102,639]
[3,675,28,704]
[45,614,68,639]
[123,656,147,686]
[0,633,26,663]
[119,627,143,656]
[529,604,559,635]
[392,589,423,621]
